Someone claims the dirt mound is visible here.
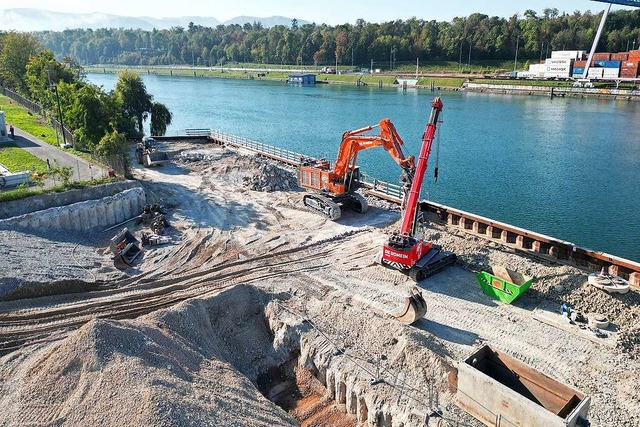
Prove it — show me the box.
[0,285,297,427]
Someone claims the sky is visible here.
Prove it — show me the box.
[0,0,636,24]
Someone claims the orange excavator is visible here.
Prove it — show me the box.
[379,97,456,282]
[299,118,415,220]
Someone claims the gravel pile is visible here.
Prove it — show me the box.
[0,285,297,427]
[243,162,298,192]
[0,227,121,298]
[359,189,401,212]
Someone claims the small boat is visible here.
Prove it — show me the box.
[588,268,630,294]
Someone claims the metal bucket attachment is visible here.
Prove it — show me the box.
[109,228,142,268]
[145,151,169,166]
[387,286,427,324]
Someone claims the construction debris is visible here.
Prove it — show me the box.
[243,162,297,192]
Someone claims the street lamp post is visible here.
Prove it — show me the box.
[514,38,520,72]
[390,45,396,71]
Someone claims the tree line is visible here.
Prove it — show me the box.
[33,9,640,68]
[0,32,172,165]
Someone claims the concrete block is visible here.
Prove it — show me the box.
[516,235,525,248]
[357,396,368,422]
[630,272,640,288]
[447,214,456,226]
[346,389,357,414]
[549,246,560,258]
[607,265,619,276]
[501,230,509,243]
[472,221,487,234]
[532,241,542,253]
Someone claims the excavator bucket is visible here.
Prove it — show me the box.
[145,151,169,166]
[109,228,142,269]
[387,287,427,324]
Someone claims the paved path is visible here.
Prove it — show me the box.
[10,126,108,186]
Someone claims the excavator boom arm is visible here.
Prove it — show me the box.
[332,119,414,182]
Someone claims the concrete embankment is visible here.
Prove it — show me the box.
[463,82,640,101]
[0,180,141,219]
[0,186,145,231]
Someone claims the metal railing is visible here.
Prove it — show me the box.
[210,129,306,166]
[359,172,404,201]
[1,87,44,117]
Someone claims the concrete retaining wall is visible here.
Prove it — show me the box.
[0,180,141,219]
[0,187,146,231]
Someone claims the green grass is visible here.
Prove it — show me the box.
[0,176,121,202]
[0,96,61,146]
[0,143,48,173]
[417,77,466,88]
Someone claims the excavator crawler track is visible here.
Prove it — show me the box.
[303,194,341,220]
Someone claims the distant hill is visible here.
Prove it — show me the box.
[0,8,307,32]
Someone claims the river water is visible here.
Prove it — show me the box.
[88,73,640,262]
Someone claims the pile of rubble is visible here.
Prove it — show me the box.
[176,149,224,163]
[243,162,298,192]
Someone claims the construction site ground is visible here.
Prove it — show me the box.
[0,140,638,427]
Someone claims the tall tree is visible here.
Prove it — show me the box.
[150,102,172,136]
[113,70,153,136]
[0,32,43,93]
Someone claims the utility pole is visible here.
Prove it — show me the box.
[370,58,373,74]
[514,38,520,72]
[459,41,463,71]
[53,86,68,148]
[46,69,60,147]
[468,41,472,67]
[416,57,419,79]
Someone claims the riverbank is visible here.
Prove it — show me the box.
[85,65,640,100]
[463,82,640,101]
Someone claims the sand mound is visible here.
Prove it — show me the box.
[0,285,297,427]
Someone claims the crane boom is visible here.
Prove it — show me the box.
[400,97,442,235]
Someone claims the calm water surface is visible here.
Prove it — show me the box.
[88,73,640,262]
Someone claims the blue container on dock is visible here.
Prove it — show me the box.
[573,67,585,75]
[594,60,621,68]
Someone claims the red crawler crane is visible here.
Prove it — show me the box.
[380,97,456,281]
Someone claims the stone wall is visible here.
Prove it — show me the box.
[0,187,146,231]
[0,180,141,219]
